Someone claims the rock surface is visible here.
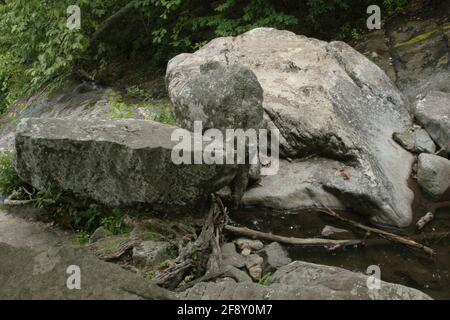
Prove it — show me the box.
[355,13,450,101]
[0,243,174,299]
[414,91,450,155]
[221,242,246,268]
[167,27,415,227]
[258,242,291,273]
[170,61,264,132]
[417,153,450,199]
[14,118,238,213]
[132,241,170,267]
[181,261,432,300]
[393,128,436,154]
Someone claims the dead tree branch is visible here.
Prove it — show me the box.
[316,207,435,256]
[223,225,363,249]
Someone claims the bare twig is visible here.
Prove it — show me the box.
[316,207,435,256]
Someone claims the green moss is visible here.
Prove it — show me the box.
[394,30,438,48]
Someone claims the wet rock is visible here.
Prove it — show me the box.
[167,28,415,227]
[181,260,432,300]
[417,153,450,199]
[132,241,170,267]
[393,128,436,154]
[245,254,264,281]
[0,243,175,299]
[414,91,450,155]
[89,226,112,243]
[221,243,246,268]
[14,118,239,213]
[258,242,291,273]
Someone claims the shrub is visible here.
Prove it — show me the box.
[0,151,27,195]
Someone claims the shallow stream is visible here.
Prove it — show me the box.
[231,183,450,299]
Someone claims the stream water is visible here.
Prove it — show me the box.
[231,183,450,300]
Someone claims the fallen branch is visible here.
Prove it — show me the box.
[223,225,363,248]
[316,207,435,256]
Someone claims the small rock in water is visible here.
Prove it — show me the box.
[132,241,170,267]
[417,153,450,199]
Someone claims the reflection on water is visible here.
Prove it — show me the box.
[230,207,450,300]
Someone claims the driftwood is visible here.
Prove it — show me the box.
[416,212,434,230]
[415,201,450,231]
[316,207,435,256]
[153,194,227,289]
[223,225,363,249]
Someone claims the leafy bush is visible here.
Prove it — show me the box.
[0,0,411,113]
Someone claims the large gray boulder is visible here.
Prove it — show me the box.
[167,28,415,227]
[414,91,450,155]
[169,61,264,132]
[14,118,238,212]
[180,260,431,300]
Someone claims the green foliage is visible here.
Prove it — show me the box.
[0,0,89,112]
[109,94,135,119]
[71,230,90,245]
[100,208,132,235]
[0,0,410,113]
[0,152,26,195]
[258,272,272,285]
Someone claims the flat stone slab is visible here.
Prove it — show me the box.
[14,118,238,213]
